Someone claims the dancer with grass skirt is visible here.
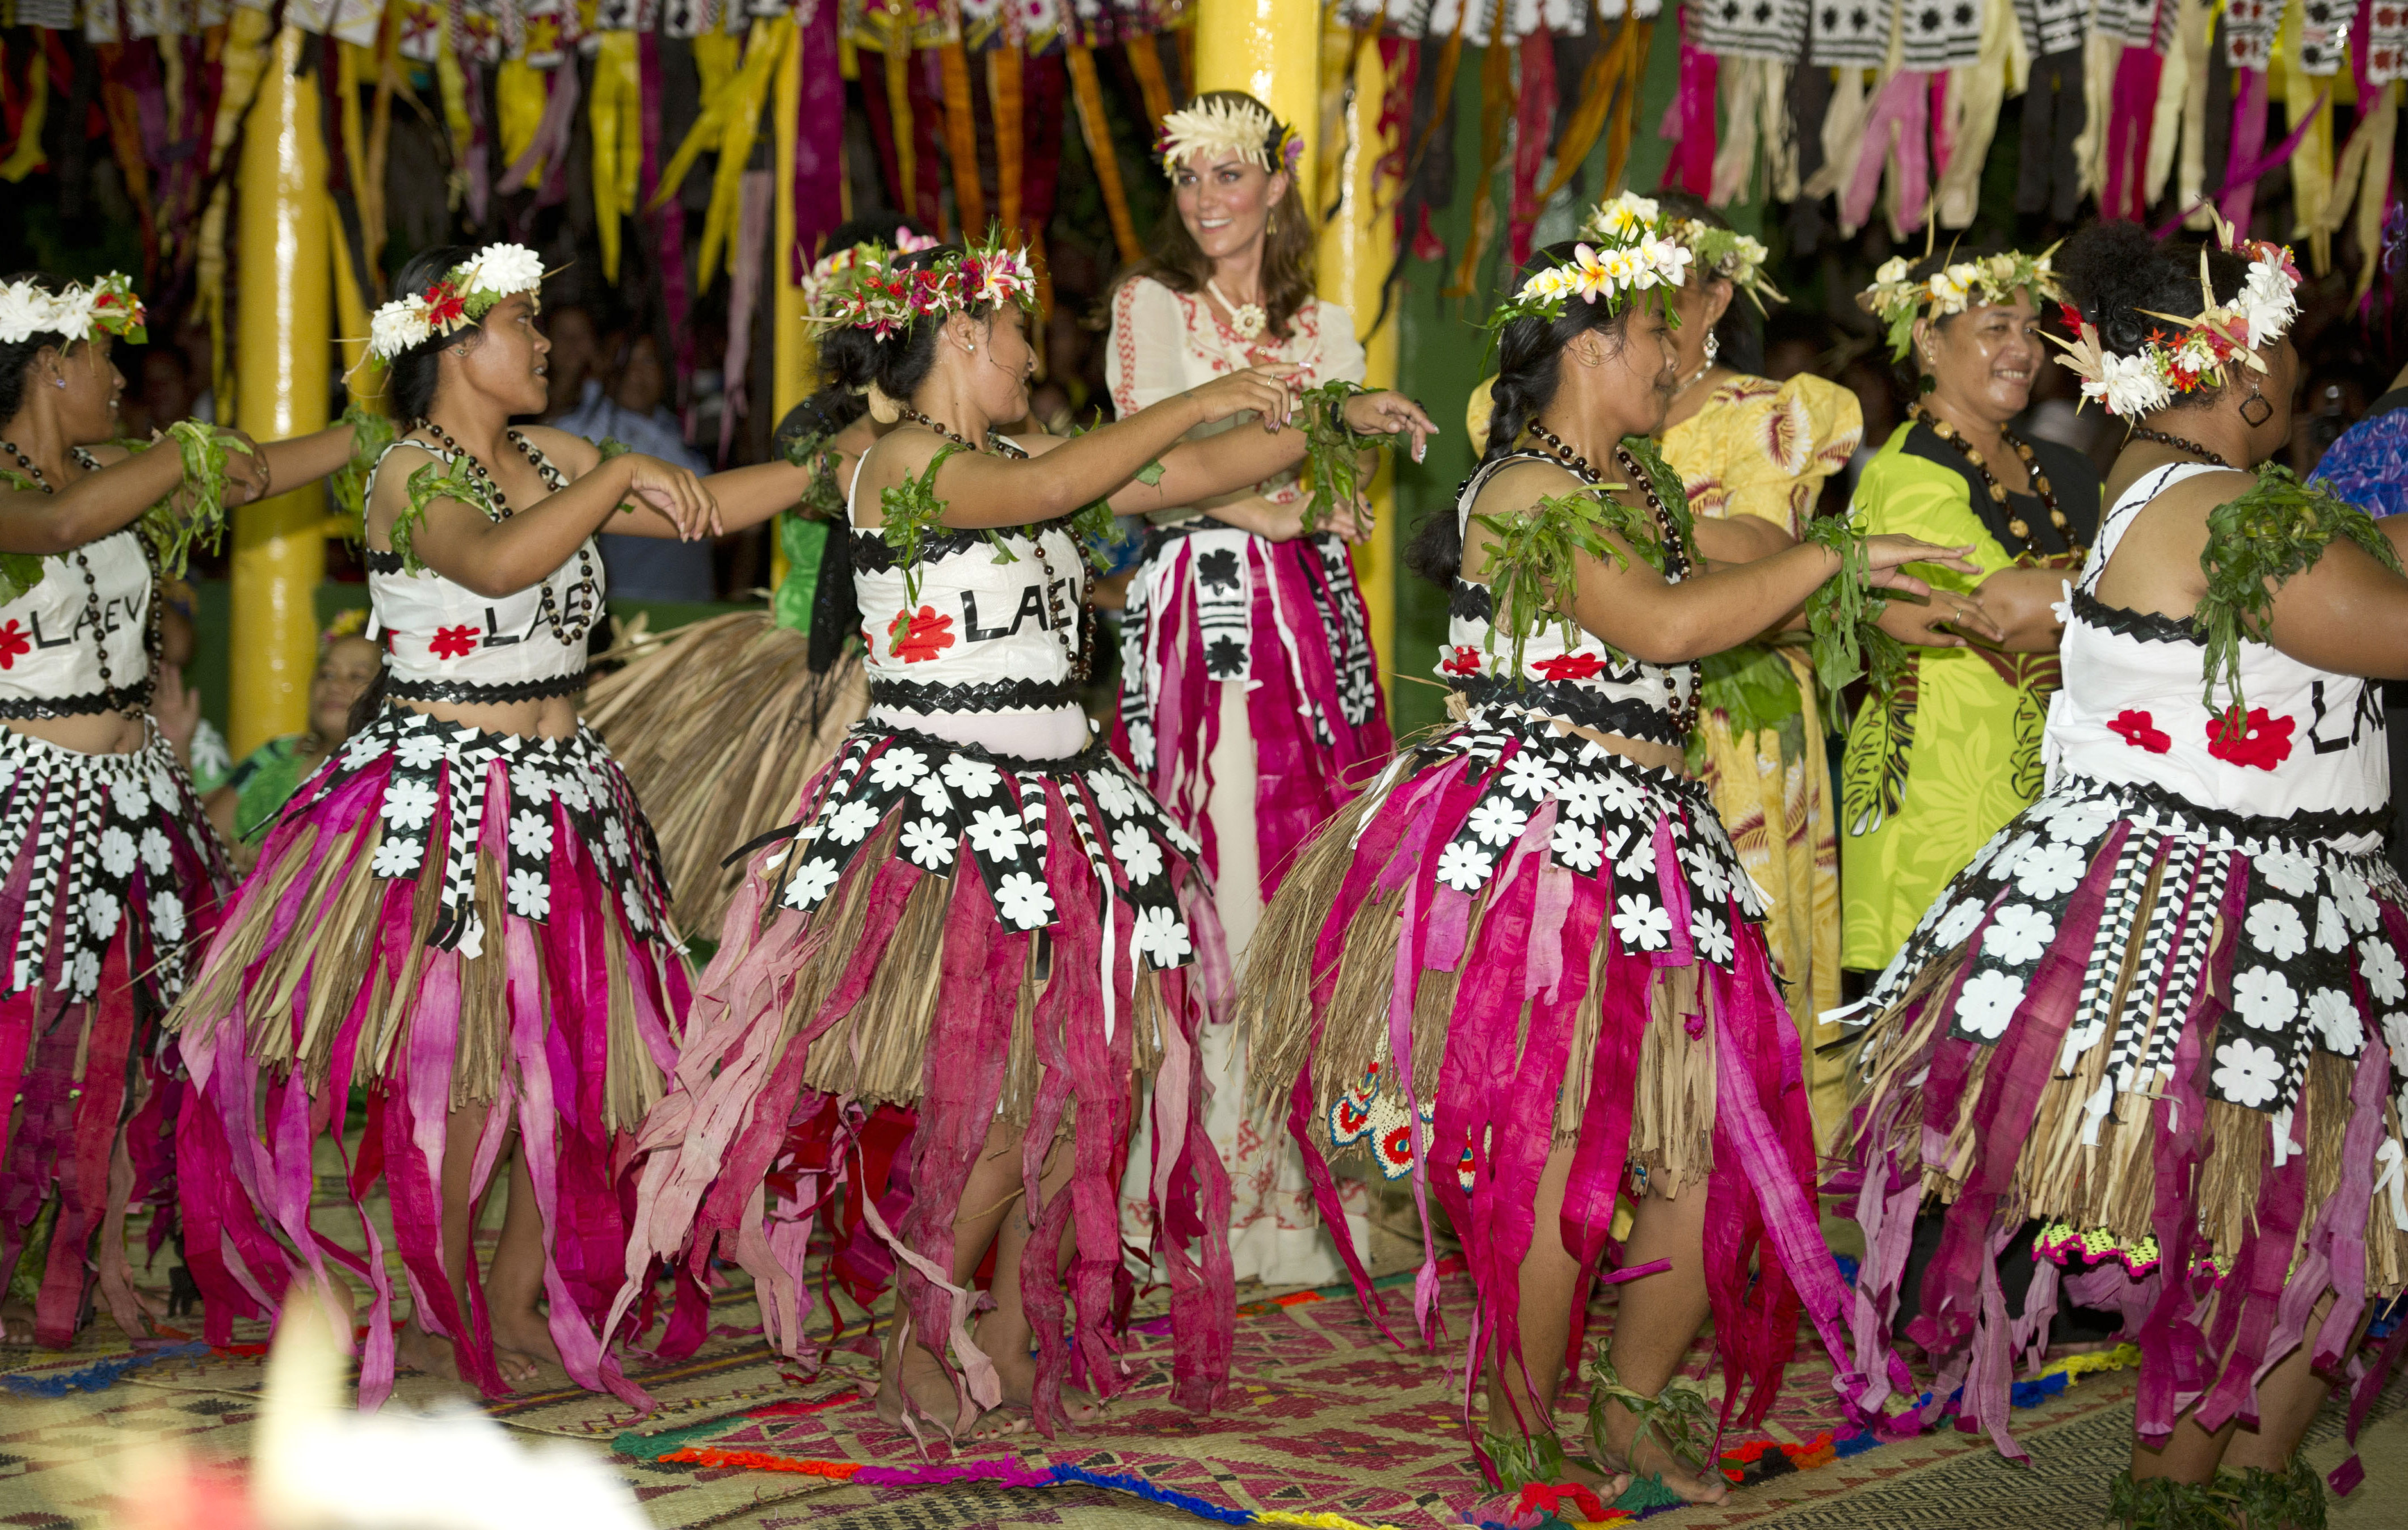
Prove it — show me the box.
[1839,219,2408,1527]
[0,270,367,1348]
[609,236,1435,1440]
[1105,90,1415,1287]
[1240,234,1959,1503]
[171,243,814,1406]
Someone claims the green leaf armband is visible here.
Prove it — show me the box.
[146,420,251,579]
[1468,481,1669,678]
[396,453,501,575]
[328,401,397,546]
[1800,513,1907,699]
[1298,378,1387,536]
[781,428,848,521]
[2196,461,2402,720]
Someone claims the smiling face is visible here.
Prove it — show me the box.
[448,293,551,416]
[1916,290,2043,427]
[1171,149,1289,270]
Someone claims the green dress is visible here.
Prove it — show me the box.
[1838,420,2100,972]
[225,735,325,842]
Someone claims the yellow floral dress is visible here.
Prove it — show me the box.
[1660,374,1860,1144]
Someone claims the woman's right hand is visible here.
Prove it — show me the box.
[1185,364,1300,432]
[617,453,719,539]
[1876,588,2007,648]
[214,429,272,509]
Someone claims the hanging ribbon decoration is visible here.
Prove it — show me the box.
[1840,68,1933,236]
[1125,33,1174,130]
[1445,0,1516,300]
[2275,0,2340,271]
[1505,28,1555,269]
[497,53,580,197]
[637,30,697,385]
[881,1,920,224]
[591,29,641,281]
[795,0,845,275]
[94,43,161,279]
[1657,4,1716,196]
[1,34,53,182]
[2317,0,2401,302]
[649,20,788,292]
[1066,40,1143,265]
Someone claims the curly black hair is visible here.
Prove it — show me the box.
[2057,221,2256,412]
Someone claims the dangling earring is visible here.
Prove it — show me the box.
[1703,332,1721,367]
[52,377,65,389]
[1919,373,1937,395]
[1265,210,1276,238]
[2239,385,2274,428]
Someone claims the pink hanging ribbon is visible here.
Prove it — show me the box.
[2103,44,2166,221]
[793,0,846,280]
[1842,70,1934,235]
[1657,12,1716,197]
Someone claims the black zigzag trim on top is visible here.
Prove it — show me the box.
[868,676,1082,714]
[1447,673,1684,747]
[388,669,590,704]
[848,524,1005,574]
[2069,587,2205,647]
[2066,772,2389,845]
[0,679,157,720]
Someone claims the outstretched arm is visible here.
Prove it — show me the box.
[0,431,267,554]
[373,441,715,597]
[254,423,363,498]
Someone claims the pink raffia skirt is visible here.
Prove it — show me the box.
[1241,706,1891,1459]
[1839,773,2408,1486]
[609,723,1234,1436]
[170,705,685,1407]
[0,723,226,1346]
[1114,525,1392,898]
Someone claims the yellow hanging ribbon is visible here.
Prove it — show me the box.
[0,42,48,182]
[2274,0,2337,270]
[938,28,984,235]
[1446,0,1517,300]
[883,0,919,227]
[590,29,642,283]
[497,56,549,190]
[1124,34,1172,131]
[432,3,475,209]
[648,20,788,291]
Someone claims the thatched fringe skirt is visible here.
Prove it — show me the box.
[1113,525,1391,897]
[1241,708,1888,1441]
[1841,772,2408,1481]
[0,723,226,1346]
[584,612,866,936]
[610,722,1235,1436]
[170,705,686,1408]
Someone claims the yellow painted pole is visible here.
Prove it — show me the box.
[231,22,331,755]
[1315,35,1397,703]
[769,14,807,595]
[1192,0,1321,192]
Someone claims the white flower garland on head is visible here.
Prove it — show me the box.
[365,243,548,363]
[0,272,147,348]
[1488,225,1693,330]
[1154,95,1302,178]
[1856,246,2064,360]
[2047,214,2301,419]
[1579,192,1783,311]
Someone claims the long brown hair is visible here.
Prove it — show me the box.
[1118,90,1317,340]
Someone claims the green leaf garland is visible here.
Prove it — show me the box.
[781,428,848,521]
[2195,461,2402,720]
[1298,378,1389,535]
[395,450,499,576]
[144,420,252,579]
[878,441,970,610]
[327,401,397,545]
[1798,512,1906,699]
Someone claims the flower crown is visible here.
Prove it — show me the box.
[0,272,148,348]
[811,231,1039,341]
[365,243,546,363]
[2045,217,2302,419]
[1485,222,1693,330]
[800,227,940,320]
[1858,247,2064,360]
[1154,95,1303,179]
[1578,193,1783,311]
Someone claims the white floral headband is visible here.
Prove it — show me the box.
[801,227,939,321]
[1579,193,1783,311]
[2047,216,2301,419]
[365,243,547,363]
[1858,246,2064,361]
[1154,96,1302,179]
[0,273,147,348]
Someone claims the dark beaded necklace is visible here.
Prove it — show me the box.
[1522,422,1700,736]
[1910,403,2082,562]
[898,407,1093,686]
[2126,426,2233,469]
[408,419,600,644]
[0,437,159,716]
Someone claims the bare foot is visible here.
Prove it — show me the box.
[395,1320,462,1382]
[969,1350,1102,1436]
[488,1307,563,1391]
[877,1338,979,1439]
[1592,1398,1728,1504]
[0,1300,31,1345]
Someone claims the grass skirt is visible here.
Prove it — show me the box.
[1240,706,1890,1440]
[1114,527,1391,898]
[0,723,226,1345]
[1842,772,2408,1480]
[171,705,686,1407]
[584,612,866,937]
[610,722,1234,1436]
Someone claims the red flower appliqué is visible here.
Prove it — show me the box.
[1534,650,1606,681]
[428,625,479,660]
[886,605,957,663]
[0,620,28,670]
[1441,644,1484,676]
[2107,708,2171,753]
[2205,706,2295,771]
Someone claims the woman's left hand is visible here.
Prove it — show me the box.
[1340,391,1439,463]
[1859,535,1981,600]
[215,430,272,510]
[1876,588,2006,648]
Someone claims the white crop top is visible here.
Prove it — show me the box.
[1440,451,1700,747]
[2049,461,2387,845]
[0,526,154,719]
[361,438,601,703]
[848,444,1091,756]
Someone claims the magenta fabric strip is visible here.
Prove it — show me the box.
[1657,12,1716,197]
[2103,44,2164,221]
[2221,68,2272,228]
[1842,70,1931,235]
[793,1,847,280]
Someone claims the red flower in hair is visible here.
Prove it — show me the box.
[422,281,467,330]
[2107,709,2171,753]
[2204,706,2294,770]
[1441,644,1484,676]
[1534,651,1606,681]
[0,621,27,669]
[2058,301,2087,332]
[428,625,478,660]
